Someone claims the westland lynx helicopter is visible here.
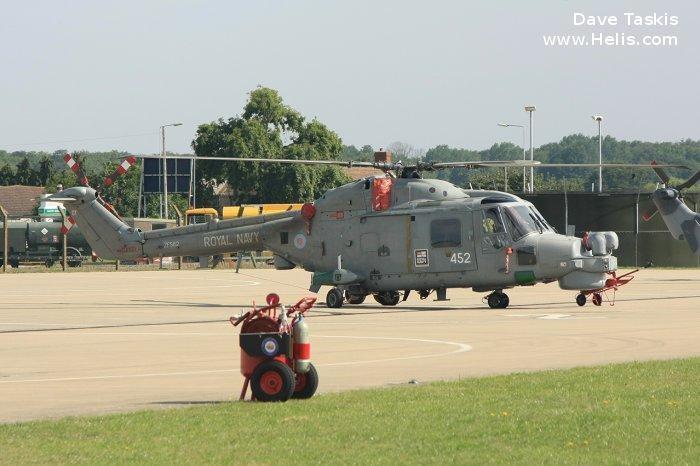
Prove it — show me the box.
[48,153,689,309]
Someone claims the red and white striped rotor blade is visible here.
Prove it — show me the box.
[63,153,90,187]
[103,156,137,187]
[60,215,76,235]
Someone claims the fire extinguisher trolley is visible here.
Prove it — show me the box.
[231,293,319,402]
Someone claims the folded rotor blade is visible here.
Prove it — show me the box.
[650,160,671,184]
[676,170,700,191]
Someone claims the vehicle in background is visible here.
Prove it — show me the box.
[0,220,90,268]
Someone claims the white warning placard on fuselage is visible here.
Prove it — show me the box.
[414,249,429,267]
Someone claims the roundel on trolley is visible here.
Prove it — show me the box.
[261,337,279,356]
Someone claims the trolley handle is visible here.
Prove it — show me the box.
[287,297,317,316]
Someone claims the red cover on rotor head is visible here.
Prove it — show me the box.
[372,177,393,211]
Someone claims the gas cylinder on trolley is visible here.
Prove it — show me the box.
[292,314,311,373]
[231,294,319,402]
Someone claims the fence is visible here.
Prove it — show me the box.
[523,192,699,267]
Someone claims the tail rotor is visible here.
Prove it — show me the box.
[61,153,138,220]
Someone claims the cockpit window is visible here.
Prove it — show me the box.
[528,206,551,231]
[503,205,539,240]
[481,208,505,234]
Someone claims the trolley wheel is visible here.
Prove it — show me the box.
[250,360,295,402]
[326,288,344,308]
[345,291,366,305]
[292,363,319,399]
[9,258,19,268]
[373,291,400,306]
[45,259,54,268]
[592,293,603,307]
[576,293,587,307]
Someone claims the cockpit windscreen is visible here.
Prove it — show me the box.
[503,205,541,240]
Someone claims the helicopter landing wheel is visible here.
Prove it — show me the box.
[592,292,603,307]
[487,291,509,309]
[345,291,366,305]
[576,293,587,306]
[326,288,344,308]
[374,291,401,306]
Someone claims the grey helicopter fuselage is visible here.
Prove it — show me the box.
[55,175,620,303]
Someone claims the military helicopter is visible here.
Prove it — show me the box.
[48,153,689,309]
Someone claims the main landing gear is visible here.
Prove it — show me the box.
[325,287,400,308]
[486,290,509,309]
[576,292,602,307]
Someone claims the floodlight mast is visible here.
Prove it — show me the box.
[592,115,603,193]
[498,123,527,193]
[524,106,536,193]
[161,123,183,219]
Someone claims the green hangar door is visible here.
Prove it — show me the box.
[410,212,477,273]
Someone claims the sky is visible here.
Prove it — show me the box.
[0,0,697,155]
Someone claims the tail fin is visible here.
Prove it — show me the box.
[48,187,144,260]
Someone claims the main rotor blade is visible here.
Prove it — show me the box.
[128,155,690,171]
[650,160,672,183]
[676,170,700,191]
[534,163,689,169]
[131,154,385,168]
[429,160,540,168]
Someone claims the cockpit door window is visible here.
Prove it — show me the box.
[430,218,462,247]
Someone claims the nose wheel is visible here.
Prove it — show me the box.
[576,292,602,306]
[486,291,509,309]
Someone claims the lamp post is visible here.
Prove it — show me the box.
[524,106,536,193]
[592,115,603,193]
[161,123,182,219]
[498,123,527,193]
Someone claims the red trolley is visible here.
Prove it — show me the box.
[230,293,319,402]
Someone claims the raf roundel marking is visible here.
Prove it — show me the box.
[261,337,279,356]
[293,233,307,249]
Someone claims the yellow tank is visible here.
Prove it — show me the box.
[221,204,302,220]
[185,208,218,225]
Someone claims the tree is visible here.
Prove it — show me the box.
[387,141,425,162]
[37,156,54,186]
[14,157,38,185]
[0,165,14,185]
[192,87,350,204]
[45,170,78,193]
